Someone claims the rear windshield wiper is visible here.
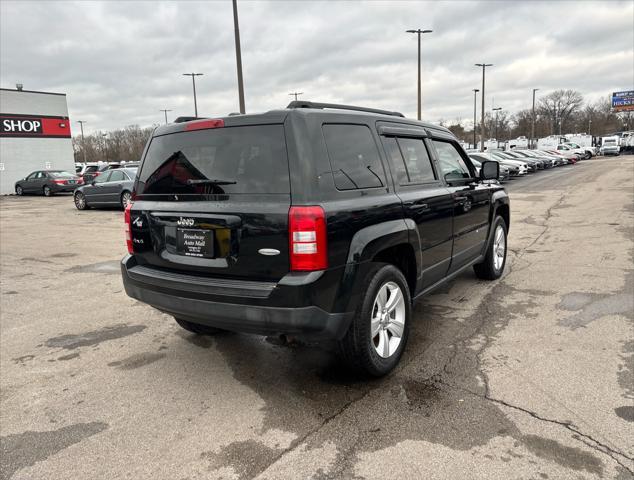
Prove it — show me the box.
[186,179,237,186]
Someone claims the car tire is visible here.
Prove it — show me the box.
[174,317,225,335]
[338,263,411,377]
[15,185,23,196]
[474,216,508,280]
[74,192,88,210]
[120,191,132,209]
[585,152,591,160]
[43,185,52,197]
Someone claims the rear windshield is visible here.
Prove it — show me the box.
[136,124,289,197]
[49,171,75,178]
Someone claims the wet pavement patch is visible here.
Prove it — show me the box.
[521,434,603,476]
[11,355,35,365]
[557,292,634,330]
[0,422,108,479]
[65,260,120,275]
[45,324,146,350]
[201,440,279,480]
[50,253,77,258]
[614,405,634,422]
[108,352,166,370]
[57,352,80,361]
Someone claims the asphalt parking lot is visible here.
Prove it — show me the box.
[1,157,633,480]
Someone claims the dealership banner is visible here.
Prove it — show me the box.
[611,91,634,112]
[0,113,71,138]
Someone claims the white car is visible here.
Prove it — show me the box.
[600,137,620,156]
[563,142,596,159]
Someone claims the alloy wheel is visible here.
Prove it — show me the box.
[121,192,132,209]
[370,281,406,358]
[74,193,86,209]
[493,224,506,271]
[16,186,23,195]
[43,186,51,196]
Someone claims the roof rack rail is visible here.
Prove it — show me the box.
[286,100,405,118]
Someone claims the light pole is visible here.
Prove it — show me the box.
[472,89,479,149]
[289,92,303,102]
[531,88,539,149]
[406,28,433,120]
[493,107,502,147]
[77,120,87,163]
[588,118,592,136]
[182,73,203,117]
[233,0,246,114]
[160,109,172,125]
[475,63,493,152]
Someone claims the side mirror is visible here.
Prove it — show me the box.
[480,161,499,181]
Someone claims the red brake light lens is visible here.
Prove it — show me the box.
[289,206,327,271]
[184,119,225,131]
[124,204,133,254]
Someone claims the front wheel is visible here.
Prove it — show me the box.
[43,185,52,197]
[338,264,411,377]
[474,217,508,280]
[15,185,23,196]
[174,317,225,335]
[74,192,88,210]
[585,151,591,159]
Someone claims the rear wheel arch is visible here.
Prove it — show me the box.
[372,243,417,298]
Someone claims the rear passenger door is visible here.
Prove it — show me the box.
[429,137,491,273]
[379,129,454,291]
[85,171,112,204]
[101,169,125,204]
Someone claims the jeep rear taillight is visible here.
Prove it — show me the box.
[289,206,327,271]
[124,204,133,254]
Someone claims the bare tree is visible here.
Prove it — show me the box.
[537,89,584,134]
[73,125,157,163]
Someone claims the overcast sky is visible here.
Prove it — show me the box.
[1,0,632,134]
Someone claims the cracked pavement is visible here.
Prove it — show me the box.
[1,156,633,479]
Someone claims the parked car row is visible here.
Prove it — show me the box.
[14,163,138,210]
[466,147,583,181]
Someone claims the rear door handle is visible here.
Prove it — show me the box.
[410,203,429,210]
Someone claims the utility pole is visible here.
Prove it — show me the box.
[493,107,502,148]
[472,89,479,149]
[406,28,433,120]
[588,118,592,136]
[160,109,172,125]
[77,120,87,163]
[288,92,303,102]
[182,73,203,117]
[475,63,493,152]
[233,0,246,114]
[531,88,539,149]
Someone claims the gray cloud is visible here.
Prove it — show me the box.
[1,0,632,134]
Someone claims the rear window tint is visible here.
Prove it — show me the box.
[323,124,385,190]
[136,125,289,196]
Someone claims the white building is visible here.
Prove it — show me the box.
[0,87,75,195]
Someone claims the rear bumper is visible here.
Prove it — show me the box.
[121,255,355,340]
[51,184,79,193]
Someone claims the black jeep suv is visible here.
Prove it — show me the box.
[122,101,509,376]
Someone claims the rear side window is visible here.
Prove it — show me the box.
[323,124,385,190]
[395,138,435,184]
[136,125,289,196]
[108,170,125,182]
